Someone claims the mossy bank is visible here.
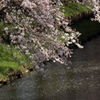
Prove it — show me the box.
[0,44,34,86]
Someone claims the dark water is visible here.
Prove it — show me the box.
[0,37,100,100]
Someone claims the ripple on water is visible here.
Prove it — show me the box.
[0,37,100,100]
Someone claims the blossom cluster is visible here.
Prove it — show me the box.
[0,0,83,74]
[91,0,100,22]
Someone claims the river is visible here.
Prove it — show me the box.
[0,36,100,100]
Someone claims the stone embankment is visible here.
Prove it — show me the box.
[67,10,100,44]
[0,70,23,86]
[67,10,94,24]
[0,66,35,87]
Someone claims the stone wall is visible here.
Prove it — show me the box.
[66,10,94,24]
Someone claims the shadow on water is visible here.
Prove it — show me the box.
[0,36,100,100]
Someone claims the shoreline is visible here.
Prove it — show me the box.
[0,65,35,87]
[0,2,100,87]
[0,29,100,87]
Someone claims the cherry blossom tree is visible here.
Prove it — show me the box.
[91,0,100,22]
[2,0,100,74]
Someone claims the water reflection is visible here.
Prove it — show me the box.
[0,37,100,100]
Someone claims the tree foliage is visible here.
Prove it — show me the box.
[0,0,99,73]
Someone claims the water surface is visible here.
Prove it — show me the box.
[0,37,100,100]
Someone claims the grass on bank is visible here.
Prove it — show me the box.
[0,44,31,79]
[60,2,92,17]
[0,16,37,80]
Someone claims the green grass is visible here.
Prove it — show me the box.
[60,2,91,17]
[0,44,31,79]
[0,61,20,78]
[0,19,35,80]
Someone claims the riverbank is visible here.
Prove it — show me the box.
[60,2,93,17]
[0,1,98,87]
[1,31,100,100]
[0,44,33,86]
